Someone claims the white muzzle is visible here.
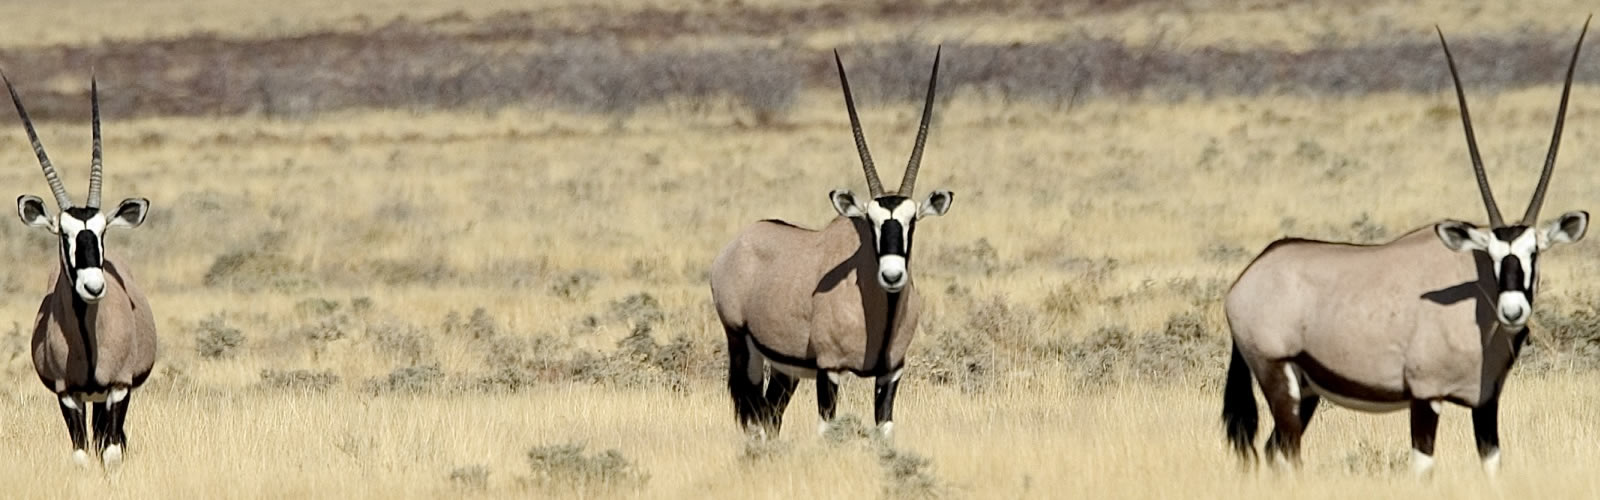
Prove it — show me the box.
[878,255,908,292]
[1497,291,1529,327]
[75,268,107,302]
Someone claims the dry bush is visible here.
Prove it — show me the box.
[258,369,341,392]
[738,439,791,464]
[363,365,444,395]
[1333,439,1408,476]
[878,445,943,500]
[823,414,874,445]
[192,313,246,360]
[607,292,665,327]
[1526,294,1600,373]
[522,443,649,494]
[447,465,490,491]
[202,250,311,292]
[1050,311,1226,386]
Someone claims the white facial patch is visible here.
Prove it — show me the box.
[1510,230,1537,289]
[58,215,87,234]
[1485,238,1511,275]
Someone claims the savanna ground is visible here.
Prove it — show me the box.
[2,0,1600,498]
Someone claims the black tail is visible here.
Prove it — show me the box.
[725,325,765,432]
[1222,342,1259,462]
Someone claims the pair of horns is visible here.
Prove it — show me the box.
[1441,16,1590,227]
[835,46,941,198]
[2,72,105,209]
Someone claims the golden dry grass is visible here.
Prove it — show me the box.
[1,1,1600,498]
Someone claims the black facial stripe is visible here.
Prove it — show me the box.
[74,230,102,269]
[1499,255,1525,293]
[880,220,906,256]
[905,222,917,262]
[1491,226,1530,241]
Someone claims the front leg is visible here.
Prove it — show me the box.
[57,394,88,466]
[1410,399,1441,477]
[873,368,903,438]
[1473,397,1501,476]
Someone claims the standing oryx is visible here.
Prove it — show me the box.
[5,73,157,468]
[710,48,952,439]
[1222,20,1590,475]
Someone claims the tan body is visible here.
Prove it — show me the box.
[712,216,921,376]
[1226,226,1517,410]
[32,257,157,394]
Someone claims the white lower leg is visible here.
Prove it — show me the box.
[1482,449,1501,477]
[876,421,895,439]
[1411,449,1435,476]
[71,449,90,467]
[102,444,123,469]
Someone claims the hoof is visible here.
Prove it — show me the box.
[71,449,90,467]
[875,421,895,440]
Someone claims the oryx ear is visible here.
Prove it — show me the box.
[17,195,55,232]
[918,189,953,220]
[830,190,865,218]
[108,198,149,229]
[1539,210,1588,249]
[1435,220,1491,252]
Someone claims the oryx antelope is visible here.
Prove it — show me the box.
[5,73,156,468]
[1222,21,1590,475]
[710,48,951,439]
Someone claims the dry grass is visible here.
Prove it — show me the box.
[1,1,1600,498]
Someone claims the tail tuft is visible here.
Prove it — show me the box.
[1222,342,1259,463]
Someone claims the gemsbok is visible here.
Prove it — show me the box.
[5,73,156,468]
[710,48,951,439]
[1222,20,1590,475]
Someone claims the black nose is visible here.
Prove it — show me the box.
[882,270,904,283]
[84,283,104,296]
[1504,309,1524,322]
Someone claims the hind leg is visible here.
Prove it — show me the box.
[57,394,89,466]
[725,327,769,437]
[1259,362,1307,468]
[92,401,111,455]
[760,371,800,436]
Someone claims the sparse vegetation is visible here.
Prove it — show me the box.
[522,443,649,493]
[3,1,1600,498]
[193,314,246,360]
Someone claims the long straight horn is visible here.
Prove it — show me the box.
[1522,15,1590,225]
[87,76,103,209]
[2,72,73,209]
[835,50,884,197]
[899,45,941,196]
[1437,26,1504,227]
